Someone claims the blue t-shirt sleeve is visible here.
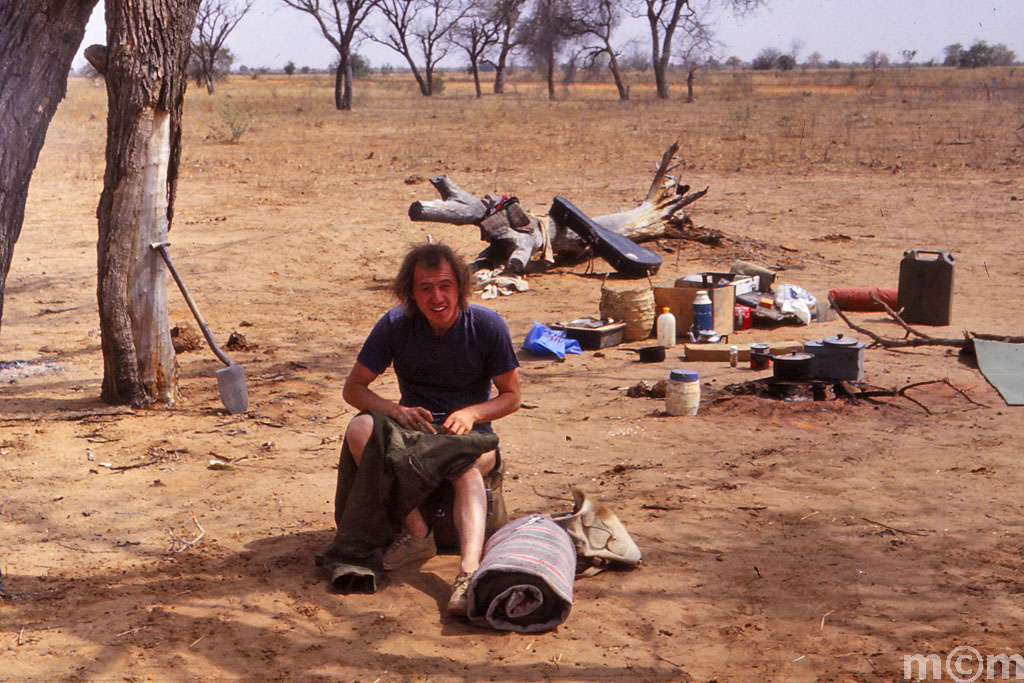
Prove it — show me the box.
[356,312,394,375]
[482,310,519,379]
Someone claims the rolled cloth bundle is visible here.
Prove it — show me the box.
[828,286,898,312]
[467,514,576,633]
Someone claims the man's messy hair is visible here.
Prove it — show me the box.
[392,242,472,316]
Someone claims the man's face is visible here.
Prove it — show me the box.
[412,260,460,334]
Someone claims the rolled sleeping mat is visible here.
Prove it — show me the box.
[829,286,898,312]
[729,260,776,292]
[467,514,576,633]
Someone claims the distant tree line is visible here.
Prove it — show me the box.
[122,0,1019,109]
[943,41,1016,68]
[178,0,764,109]
[744,38,1016,72]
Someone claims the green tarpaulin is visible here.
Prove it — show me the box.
[974,339,1024,406]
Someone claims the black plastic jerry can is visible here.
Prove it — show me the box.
[897,250,955,326]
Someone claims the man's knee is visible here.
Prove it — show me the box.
[344,413,374,463]
[453,450,496,491]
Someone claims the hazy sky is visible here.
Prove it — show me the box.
[74,0,1024,72]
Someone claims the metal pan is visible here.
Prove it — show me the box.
[627,345,666,363]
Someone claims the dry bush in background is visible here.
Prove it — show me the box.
[38,67,1022,221]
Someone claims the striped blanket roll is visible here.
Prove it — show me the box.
[467,514,576,633]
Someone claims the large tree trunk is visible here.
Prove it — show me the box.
[401,52,430,96]
[608,53,629,101]
[471,59,482,98]
[96,0,201,407]
[334,48,356,110]
[409,142,708,273]
[334,55,352,110]
[546,53,556,100]
[654,58,671,99]
[342,53,354,110]
[0,1,99,332]
[493,65,506,94]
[205,56,216,94]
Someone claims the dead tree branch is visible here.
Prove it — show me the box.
[828,294,968,348]
[407,141,708,273]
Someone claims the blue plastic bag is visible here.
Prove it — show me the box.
[522,322,581,359]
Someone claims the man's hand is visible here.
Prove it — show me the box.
[392,405,437,433]
[442,408,477,436]
[345,362,438,434]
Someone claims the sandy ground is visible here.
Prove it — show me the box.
[3,77,1024,681]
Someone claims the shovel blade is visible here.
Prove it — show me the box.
[216,363,249,414]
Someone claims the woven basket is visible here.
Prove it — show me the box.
[599,281,656,342]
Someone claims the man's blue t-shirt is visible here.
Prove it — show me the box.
[356,304,519,432]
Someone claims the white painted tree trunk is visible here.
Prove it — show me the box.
[128,109,176,405]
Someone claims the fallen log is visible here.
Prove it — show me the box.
[828,293,1024,351]
[408,141,708,274]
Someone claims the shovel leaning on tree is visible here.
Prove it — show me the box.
[150,241,249,414]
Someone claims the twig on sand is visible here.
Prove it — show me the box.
[641,503,682,511]
[169,511,205,553]
[820,609,835,631]
[895,379,989,414]
[854,378,986,413]
[530,485,571,503]
[861,516,928,536]
[655,653,687,668]
[55,541,116,554]
[111,459,161,472]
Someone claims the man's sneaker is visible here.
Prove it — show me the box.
[445,571,474,617]
[382,529,436,571]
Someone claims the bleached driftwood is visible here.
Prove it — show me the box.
[407,142,708,273]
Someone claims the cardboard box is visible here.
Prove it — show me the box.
[654,280,735,337]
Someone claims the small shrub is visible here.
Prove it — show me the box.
[431,71,445,95]
[207,100,254,143]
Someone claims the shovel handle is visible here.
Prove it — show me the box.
[150,242,233,367]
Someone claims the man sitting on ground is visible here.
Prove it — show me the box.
[339,242,521,615]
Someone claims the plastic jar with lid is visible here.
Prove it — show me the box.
[665,369,700,416]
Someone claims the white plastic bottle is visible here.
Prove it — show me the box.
[656,306,676,348]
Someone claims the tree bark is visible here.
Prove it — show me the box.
[96,0,201,407]
[0,1,99,331]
